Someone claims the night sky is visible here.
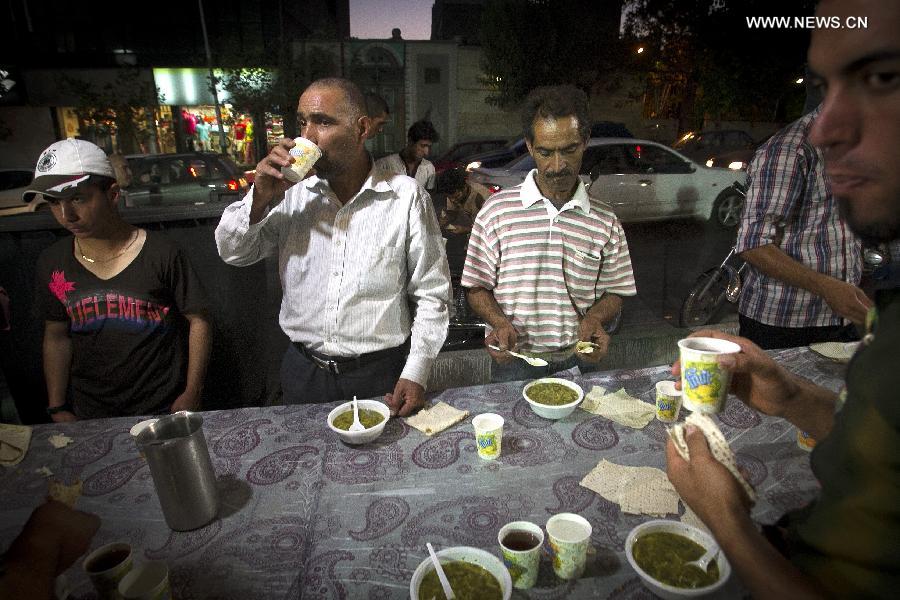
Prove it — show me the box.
[350,0,432,40]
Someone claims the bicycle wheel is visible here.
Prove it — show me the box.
[679,268,730,327]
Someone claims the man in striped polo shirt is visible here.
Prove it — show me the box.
[461,85,637,382]
[736,105,870,349]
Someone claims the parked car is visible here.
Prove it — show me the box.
[0,168,47,216]
[672,129,756,170]
[468,138,747,227]
[432,138,509,175]
[122,152,249,207]
[589,121,634,138]
[464,138,529,172]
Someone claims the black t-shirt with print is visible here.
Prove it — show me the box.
[35,231,208,418]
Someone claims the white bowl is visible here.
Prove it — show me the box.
[625,520,731,599]
[522,378,585,419]
[409,546,512,600]
[326,399,390,445]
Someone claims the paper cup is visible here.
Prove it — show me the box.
[280,137,321,183]
[498,521,543,589]
[546,513,592,580]
[677,337,741,414]
[83,542,133,600]
[472,413,504,460]
[118,561,171,600]
[654,380,682,423]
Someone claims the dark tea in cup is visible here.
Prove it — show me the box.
[502,530,541,551]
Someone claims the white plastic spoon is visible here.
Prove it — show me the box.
[486,344,549,367]
[684,541,720,574]
[426,542,455,600]
[349,396,365,432]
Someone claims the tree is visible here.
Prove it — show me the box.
[625,0,815,132]
[479,0,631,108]
[58,69,162,154]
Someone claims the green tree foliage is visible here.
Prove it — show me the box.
[59,69,162,154]
[479,0,630,107]
[626,0,816,131]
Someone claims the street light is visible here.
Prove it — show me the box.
[637,46,645,54]
[795,77,804,84]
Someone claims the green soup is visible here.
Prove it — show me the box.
[418,561,503,600]
[332,408,384,431]
[632,531,720,588]
[526,382,579,406]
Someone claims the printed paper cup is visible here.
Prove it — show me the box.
[677,337,741,414]
[498,521,544,589]
[797,429,816,452]
[280,137,321,183]
[118,561,172,600]
[654,380,682,423]
[472,413,504,460]
[546,513,592,580]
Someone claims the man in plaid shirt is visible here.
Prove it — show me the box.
[735,107,870,349]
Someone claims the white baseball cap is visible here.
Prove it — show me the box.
[23,138,116,201]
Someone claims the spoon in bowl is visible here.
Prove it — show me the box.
[349,396,365,432]
[486,344,549,367]
[425,542,455,599]
[684,541,720,574]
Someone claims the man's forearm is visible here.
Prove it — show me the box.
[740,244,833,297]
[466,287,510,330]
[711,512,823,599]
[184,314,212,397]
[781,373,838,440]
[43,329,72,408]
[584,293,623,326]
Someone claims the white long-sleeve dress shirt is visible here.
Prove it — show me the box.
[215,166,451,387]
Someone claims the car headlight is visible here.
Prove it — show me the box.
[728,161,746,170]
[465,161,481,171]
[705,159,714,168]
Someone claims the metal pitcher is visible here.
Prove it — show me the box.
[135,411,218,531]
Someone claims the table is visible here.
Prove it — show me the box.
[0,347,846,599]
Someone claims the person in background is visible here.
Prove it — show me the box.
[462,85,636,382]
[28,139,212,421]
[0,500,100,599]
[375,120,439,191]
[667,1,900,596]
[215,78,450,416]
[735,96,868,349]
[195,117,210,152]
[435,166,490,237]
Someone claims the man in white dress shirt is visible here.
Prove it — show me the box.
[215,78,451,416]
[375,120,439,190]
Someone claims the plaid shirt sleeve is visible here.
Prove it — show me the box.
[735,136,811,254]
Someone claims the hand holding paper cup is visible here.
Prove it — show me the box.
[677,337,741,414]
[280,137,321,183]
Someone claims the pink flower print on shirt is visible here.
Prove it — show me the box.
[48,270,76,303]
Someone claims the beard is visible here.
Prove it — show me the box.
[838,196,900,244]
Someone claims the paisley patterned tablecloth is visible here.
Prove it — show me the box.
[0,347,846,599]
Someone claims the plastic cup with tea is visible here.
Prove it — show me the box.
[654,380,682,423]
[677,337,741,414]
[472,413,504,460]
[546,513,592,580]
[83,542,134,600]
[280,137,321,183]
[498,521,544,589]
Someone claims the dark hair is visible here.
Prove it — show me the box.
[89,175,117,191]
[521,85,591,143]
[437,167,467,193]
[407,120,440,144]
[364,92,389,118]
[307,77,367,122]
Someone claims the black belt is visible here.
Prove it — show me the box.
[293,338,410,375]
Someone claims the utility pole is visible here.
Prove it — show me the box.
[198,0,228,155]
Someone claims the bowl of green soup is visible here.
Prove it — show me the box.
[522,378,584,419]
[410,546,512,600]
[626,520,731,599]
[326,399,390,445]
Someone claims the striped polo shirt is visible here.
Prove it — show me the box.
[461,170,636,353]
[736,109,862,328]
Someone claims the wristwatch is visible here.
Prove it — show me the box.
[46,403,73,416]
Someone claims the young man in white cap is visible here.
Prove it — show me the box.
[27,138,212,421]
